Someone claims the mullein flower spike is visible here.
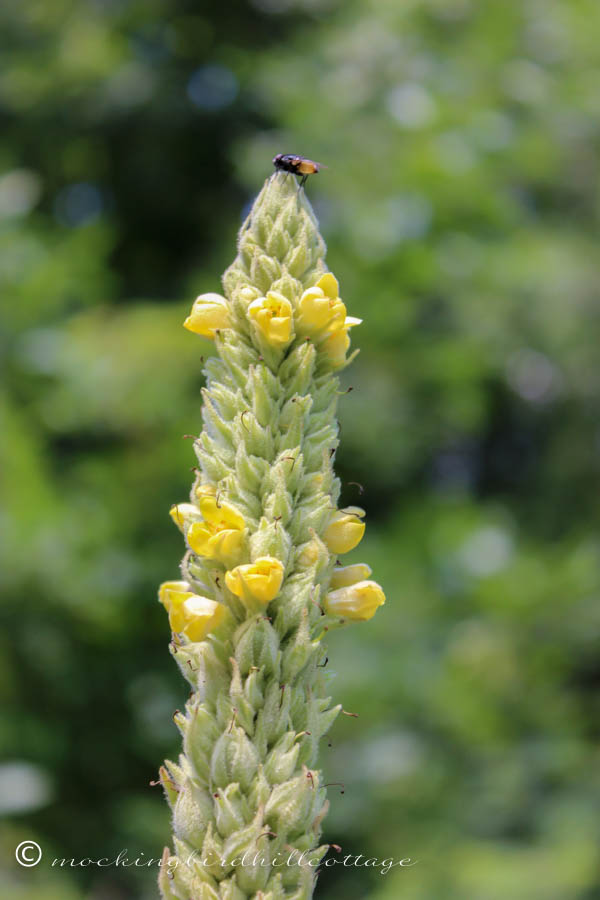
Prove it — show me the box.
[157,172,385,900]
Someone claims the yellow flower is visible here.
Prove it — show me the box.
[296,273,347,337]
[198,494,245,530]
[248,291,294,347]
[225,556,284,608]
[186,495,245,563]
[330,562,372,589]
[180,596,227,641]
[324,580,385,622]
[321,316,362,367]
[159,580,190,608]
[323,507,366,554]
[169,503,199,532]
[159,581,226,641]
[184,293,230,338]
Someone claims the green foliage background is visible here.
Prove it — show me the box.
[2,1,600,898]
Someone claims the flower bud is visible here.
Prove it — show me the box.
[184,292,230,338]
[225,556,284,608]
[324,580,385,622]
[264,769,315,837]
[296,536,329,570]
[234,615,280,677]
[172,779,214,845]
[210,726,259,792]
[329,562,372,589]
[214,782,248,838]
[323,507,366,554]
[236,285,261,305]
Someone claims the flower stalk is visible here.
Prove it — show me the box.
[157,172,385,900]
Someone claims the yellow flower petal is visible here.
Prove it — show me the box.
[225,556,284,608]
[322,327,351,367]
[185,493,246,563]
[297,289,346,337]
[323,508,366,554]
[269,315,293,344]
[184,293,230,338]
[169,503,198,532]
[207,527,245,560]
[158,581,194,633]
[187,522,245,562]
[248,291,294,347]
[159,581,226,641]
[186,521,212,556]
[180,595,227,642]
[198,495,245,531]
[300,286,324,305]
[316,272,339,299]
[296,272,349,340]
[158,580,190,608]
[324,580,385,622]
[330,563,372,589]
[298,270,361,365]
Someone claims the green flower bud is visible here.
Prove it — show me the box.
[214,783,251,839]
[210,726,259,792]
[264,768,323,839]
[173,779,214,845]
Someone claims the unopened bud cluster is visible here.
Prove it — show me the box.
[157,173,385,900]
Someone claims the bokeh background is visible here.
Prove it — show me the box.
[2,0,600,898]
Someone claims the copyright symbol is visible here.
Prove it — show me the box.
[16,840,42,867]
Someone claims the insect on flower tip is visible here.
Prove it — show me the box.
[272,153,325,188]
